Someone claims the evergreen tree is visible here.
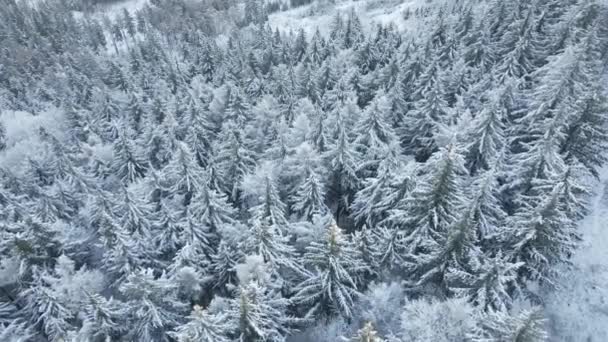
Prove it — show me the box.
[348,321,385,342]
[81,292,127,341]
[119,269,187,342]
[111,126,148,184]
[474,308,548,342]
[464,94,507,174]
[248,176,288,229]
[324,110,361,228]
[213,121,257,203]
[161,142,204,205]
[293,219,366,319]
[561,88,608,178]
[506,176,577,284]
[402,58,451,161]
[291,166,328,221]
[227,280,293,342]
[353,93,402,177]
[170,304,230,342]
[388,144,467,255]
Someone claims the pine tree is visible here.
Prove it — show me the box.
[170,304,231,342]
[506,176,577,284]
[228,281,293,342]
[240,217,299,276]
[291,166,328,221]
[465,163,508,242]
[349,321,386,342]
[111,126,148,184]
[213,121,256,203]
[407,199,482,297]
[184,106,215,168]
[209,240,241,293]
[474,308,548,342]
[388,144,467,254]
[561,88,608,178]
[403,58,451,161]
[152,200,184,258]
[81,292,127,341]
[120,269,187,342]
[324,110,361,229]
[171,207,217,273]
[190,181,236,235]
[293,219,366,319]
[296,62,320,104]
[466,252,522,312]
[464,94,507,174]
[351,161,414,228]
[161,142,204,206]
[353,93,402,177]
[248,176,288,229]
[21,272,74,341]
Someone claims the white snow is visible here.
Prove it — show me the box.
[268,0,424,36]
[544,166,608,341]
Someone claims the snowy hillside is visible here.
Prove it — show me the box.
[268,0,420,35]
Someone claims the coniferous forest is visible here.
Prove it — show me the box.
[1,0,608,340]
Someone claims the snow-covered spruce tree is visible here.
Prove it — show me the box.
[388,143,468,256]
[183,106,216,168]
[347,321,386,342]
[170,207,217,274]
[504,106,567,210]
[402,57,451,161]
[350,160,414,229]
[160,141,205,206]
[291,165,328,221]
[19,269,74,341]
[324,109,361,229]
[119,269,188,342]
[240,216,300,277]
[116,186,153,237]
[466,165,508,242]
[353,93,402,178]
[560,87,608,178]
[400,297,478,342]
[505,174,578,284]
[189,180,236,235]
[170,303,231,342]
[466,252,522,312]
[464,93,507,175]
[152,200,184,259]
[212,121,257,204]
[209,239,242,294]
[473,307,548,342]
[248,176,288,229]
[293,219,367,320]
[405,197,482,298]
[227,280,294,342]
[81,292,127,341]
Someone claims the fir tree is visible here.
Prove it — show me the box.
[228,280,294,342]
[170,304,231,342]
[119,269,187,342]
[111,127,148,184]
[388,144,467,255]
[293,219,366,319]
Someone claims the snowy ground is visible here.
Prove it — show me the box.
[93,0,149,18]
[544,167,608,341]
[268,0,426,36]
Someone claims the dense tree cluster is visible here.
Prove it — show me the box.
[0,0,607,340]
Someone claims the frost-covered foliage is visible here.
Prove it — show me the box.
[0,0,606,340]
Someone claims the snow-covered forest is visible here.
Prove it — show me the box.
[1,0,607,341]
